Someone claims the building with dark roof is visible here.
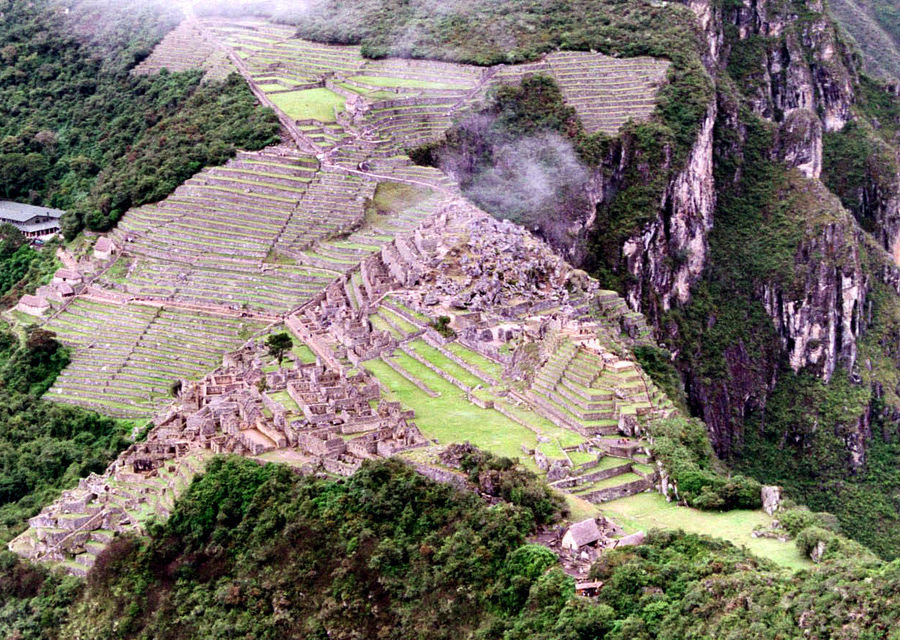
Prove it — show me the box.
[0,201,64,238]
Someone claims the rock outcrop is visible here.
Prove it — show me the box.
[622,103,717,317]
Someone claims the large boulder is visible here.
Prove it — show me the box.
[761,485,782,516]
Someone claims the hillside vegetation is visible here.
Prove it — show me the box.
[0,0,279,238]
[829,0,900,81]
[0,457,893,639]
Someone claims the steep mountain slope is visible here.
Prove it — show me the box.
[262,0,900,558]
[828,0,900,82]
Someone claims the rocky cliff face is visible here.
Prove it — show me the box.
[761,212,867,381]
[586,0,898,459]
[621,103,717,318]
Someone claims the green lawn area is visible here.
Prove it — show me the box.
[493,399,585,448]
[445,342,504,380]
[408,340,486,387]
[268,390,300,412]
[364,356,540,465]
[599,492,811,571]
[349,75,470,90]
[292,342,317,363]
[269,88,346,122]
[380,307,419,335]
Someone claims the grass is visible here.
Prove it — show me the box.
[269,390,300,412]
[364,357,540,466]
[599,492,811,571]
[104,256,131,284]
[348,75,470,90]
[370,313,402,339]
[292,342,317,363]
[385,296,430,323]
[370,180,434,216]
[582,471,643,491]
[380,307,419,335]
[269,88,346,122]
[408,340,486,387]
[445,343,503,379]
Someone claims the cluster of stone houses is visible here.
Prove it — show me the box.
[14,237,117,317]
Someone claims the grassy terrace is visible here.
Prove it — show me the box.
[599,493,812,571]
[46,299,266,417]
[445,342,504,380]
[364,356,549,466]
[269,88,346,122]
[348,75,469,90]
[379,306,420,335]
[407,340,487,388]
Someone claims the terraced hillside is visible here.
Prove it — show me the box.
[132,19,234,81]
[45,298,265,418]
[193,16,669,151]
[103,146,359,312]
[494,52,670,134]
[32,16,672,425]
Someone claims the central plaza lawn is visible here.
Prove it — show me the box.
[269,88,346,122]
[364,356,541,466]
[599,492,811,571]
[444,342,504,380]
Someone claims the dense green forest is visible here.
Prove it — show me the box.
[0,0,279,238]
[0,319,129,546]
[0,456,893,639]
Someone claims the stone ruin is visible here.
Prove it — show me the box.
[13,198,671,575]
[11,333,427,574]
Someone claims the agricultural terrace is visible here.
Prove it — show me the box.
[270,88,346,122]
[103,146,377,313]
[493,52,670,135]
[44,298,265,418]
[189,16,669,152]
[132,19,235,82]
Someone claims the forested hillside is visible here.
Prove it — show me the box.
[0,457,896,639]
[829,0,900,81]
[0,0,279,238]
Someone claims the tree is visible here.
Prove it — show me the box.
[25,328,59,354]
[265,332,293,366]
[0,223,24,259]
